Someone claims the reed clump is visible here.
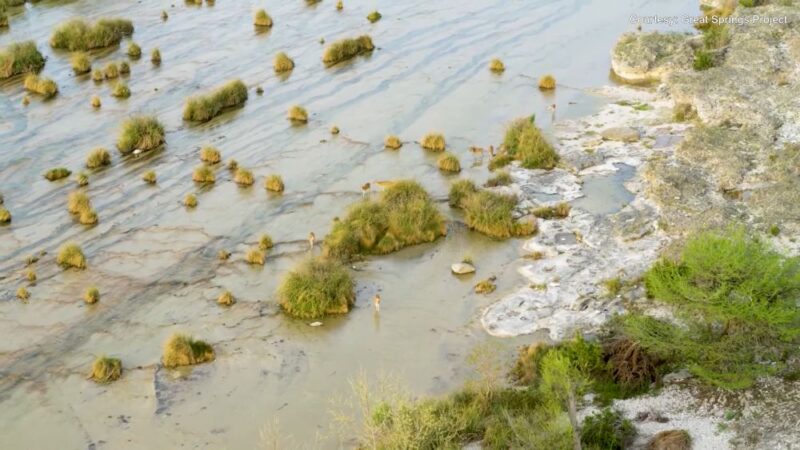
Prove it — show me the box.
[127,42,141,58]
[23,74,58,98]
[84,286,100,304]
[278,256,355,319]
[183,79,248,122]
[192,165,215,183]
[50,18,134,51]
[111,82,130,98]
[142,170,156,184]
[116,115,165,154]
[89,356,121,383]
[538,74,556,90]
[322,35,374,66]
[503,118,558,170]
[437,152,461,173]
[162,333,215,368]
[0,41,46,78]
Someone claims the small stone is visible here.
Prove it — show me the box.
[601,127,641,142]
[451,262,476,275]
[309,321,323,327]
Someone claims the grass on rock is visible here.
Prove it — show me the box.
[162,334,214,368]
[183,79,248,122]
[278,256,355,319]
[117,115,165,154]
[89,356,121,383]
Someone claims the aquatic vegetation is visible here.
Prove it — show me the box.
[503,118,558,170]
[437,152,461,173]
[0,41,46,79]
[324,180,447,261]
[192,165,215,183]
[245,247,265,265]
[103,62,119,79]
[474,279,496,294]
[44,167,71,181]
[461,190,536,239]
[57,242,87,269]
[448,179,478,208]
[50,18,134,51]
[23,74,58,98]
[111,82,130,98]
[258,233,274,250]
[264,174,284,193]
[91,69,104,82]
[0,207,11,224]
[184,194,197,208]
[287,105,308,123]
[580,408,636,450]
[254,9,272,27]
[420,132,445,152]
[116,115,165,154]
[84,286,100,304]
[75,172,89,186]
[336,0,343,10]
[70,52,91,74]
[183,79,248,122]
[330,125,340,135]
[693,50,714,71]
[322,35,374,66]
[78,208,98,225]
[217,290,235,306]
[234,168,254,186]
[151,48,161,65]
[489,58,505,73]
[277,256,355,319]
[367,10,381,23]
[200,146,221,163]
[274,51,294,73]
[161,334,215,368]
[26,270,36,283]
[538,74,556,90]
[89,356,121,383]
[142,170,157,184]
[532,202,570,219]
[485,171,512,187]
[488,154,514,171]
[384,135,402,150]
[118,61,130,75]
[67,191,91,214]
[16,286,29,301]
[127,42,141,58]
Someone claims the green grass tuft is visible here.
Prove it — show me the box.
[489,58,505,73]
[184,194,197,207]
[245,247,265,265]
[580,408,636,450]
[103,62,119,79]
[84,286,100,304]
[258,233,274,250]
[0,206,11,224]
[264,174,284,192]
[538,74,556,90]
[183,79,248,122]
[142,170,156,184]
[488,154,514,171]
[503,118,558,169]
[367,10,382,23]
[127,42,141,58]
[217,290,235,306]
[50,18,134,51]
[287,105,308,123]
[192,165,215,183]
[254,9,272,27]
[23,74,57,98]
[384,135,402,150]
[274,51,294,73]
[0,41,46,79]
[532,202,570,219]
[200,146,221,163]
[70,52,91,74]
[89,356,121,383]
[116,115,165,154]
[485,171,512,187]
[420,132,445,151]
[450,180,535,239]
[693,50,714,71]
[322,35,374,66]
[44,167,71,181]
[278,256,355,319]
[111,82,130,98]
[234,168,254,186]
[437,152,461,173]
[151,48,161,65]
[57,242,86,269]
[162,333,215,368]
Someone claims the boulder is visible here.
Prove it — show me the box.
[601,127,641,142]
[611,32,693,84]
[648,429,692,450]
[451,262,476,275]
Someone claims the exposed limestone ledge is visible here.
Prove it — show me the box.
[610,32,694,84]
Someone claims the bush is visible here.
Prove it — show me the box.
[234,168,254,186]
[89,356,121,383]
[538,74,556,90]
[117,115,165,154]
[323,180,446,261]
[71,52,91,74]
[421,132,445,151]
[254,9,272,27]
[76,172,89,187]
[384,135,402,150]
[274,51,294,73]
[322,35,374,66]
[693,50,714,71]
[183,79,248,122]
[84,286,100,304]
[50,18,134,51]
[278,256,355,319]
[23,74,57,98]
[462,191,536,238]
[264,174,284,192]
[111,82,130,98]
[580,408,636,450]
[489,58,505,73]
[620,227,800,389]
[192,165,215,183]
[151,48,161,65]
[44,167,71,181]
[26,269,37,283]
[184,194,197,207]
[78,208,98,225]
[287,105,308,123]
[142,170,156,184]
[532,202,570,219]
[437,152,461,172]
[217,290,235,306]
[245,247,265,265]
[485,171,512,187]
[127,42,141,58]
[503,118,558,169]
[200,146,221,163]
[57,242,86,269]
[118,61,130,75]
[0,206,10,224]
[103,62,119,79]
[161,334,215,368]
[367,10,381,23]
[0,41,46,79]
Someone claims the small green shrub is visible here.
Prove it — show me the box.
[44,167,71,181]
[580,408,636,450]
[384,135,402,150]
[234,168,254,186]
[264,174,284,192]
[84,286,100,304]
[489,58,505,73]
[254,9,272,27]
[50,18,134,51]
[200,146,221,163]
[461,191,536,239]
[503,118,558,169]
[278,256,355,319]
[367,10,381,23]
[322,35,374,66]
[538,74,556,90]
[127,42,141,58]
[183,79,248,122]
[532,202,570,219]
[274,51,294,73]
[117,115,165,154]
[142,170,156,184]
[192,165,215,183]
[421,132,445,151]
[23,74,58,98]
[485,171,512,187]
[162,334,215,368]
[57,242,86,269]
[111,82,130,98]
[151,48,161,65]
[437,152,461,172]
[184,194,197,207]
[71,52,91,74]
[287,105,308,123]
[0,41,46,79]
[693,50,714,71]
[89,356,121,383]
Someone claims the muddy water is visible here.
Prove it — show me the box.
[1,0,697,448]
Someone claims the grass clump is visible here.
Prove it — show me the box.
[580,408,636,450]
[89,356,121,383]
[118,61,130,75]
[26,270,37,283]
[116,115,165,154]
[384,135,402,150]
[254,9,272,27]
[488,154,514,171]
[322,35,374,66]
[0,41,46,79]
[448,179,478,208]
[489,58,505,73]
[184,194,197,208]
[23,74,58,98]
[323,180,447,261]
[532,202,570,219]
[693,50,714,71]
[0,206,10,224]
[84,286,100,304]
[485,171,512,187]
[183,79,248,122]
[437,152,461,173]
[619,227,800,389]
[17,286,29,300]
[111,82,130,98]
[161,333,215,368]
[278,256,355,319]
[142,170,156,184]
[420,132,446,151]
[57,242,87,269]
[450,180,535,239]
[474,279,497,294]
[274,51,294,73]
[200,146,221,163]
[78,208,98,225]
[44,167,71,181]
[367,10,381,23]
[103,62,119,79]
[151,48,161,65]
[127,42,141,58]
[192,165,215,183]
[538,74,556,90]
[503,118,558,169]
[50,18,134,51]
[258,233,274,250]
[234,168,254,186]
[287,105,308,123]
[264,174,284,192]
[71,52,91,74]
[91,69,104,82]
[217,290,235,306]
[245,247,265,265]
[91,95,101,108]
[67,191,91,214]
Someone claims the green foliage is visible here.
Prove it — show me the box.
[50,18,134,51]
[693,50,714,71]
[322,35,374,66]
[162,333,214,368]
[437,152,461,172]
[44,167,71,181]
[580,408,636,450]
[503,118,559,169]
[324,180,446,261]
[0,41,45,79]
[449,179,478,207]
[70,52,91,74]
[488,154,514,171]
[111,82,130,98]
[117,115,165,154]
[278,256,355,319]
[367,10,382,23]
[57,242,86,269]
[532,202,571,219]
[463,191,535,239]
[89,356,122,383]
[183,79,248,122]
[23,74,58,98]
[485,171,512,187]
[622,228,800,388]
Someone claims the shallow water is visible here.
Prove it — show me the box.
[572,163,636,216]
[1,0,697,447]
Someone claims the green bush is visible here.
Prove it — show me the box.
[44,167,71,181]
[50,18,134,51]
[278,256,355,319]
[693,50,714,71]
[0,41,46,79]
[161,333,214,368]
[117,115,165,154]
[322,35,374,66]
[437,152,461,172]
[89,356,122,383]
[580,408,636,450]
[183,79,248,122]
[450,182,535,239]
[324,180,446,261]
[503,118,558,169]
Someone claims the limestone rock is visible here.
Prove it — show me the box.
[611,32,693,84]
[451,262,476,275]
[601,127,641,142]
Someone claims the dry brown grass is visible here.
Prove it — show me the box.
[84,286,100,304]
[384,135,402,150]
[89,356,121,383]
[234,168,254,186]
[162,333,215,368]
[264,174,284,193]
[538,74,556,90]
[287,105,308,123]
[606,337,658,390]
[421,132,445,151]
